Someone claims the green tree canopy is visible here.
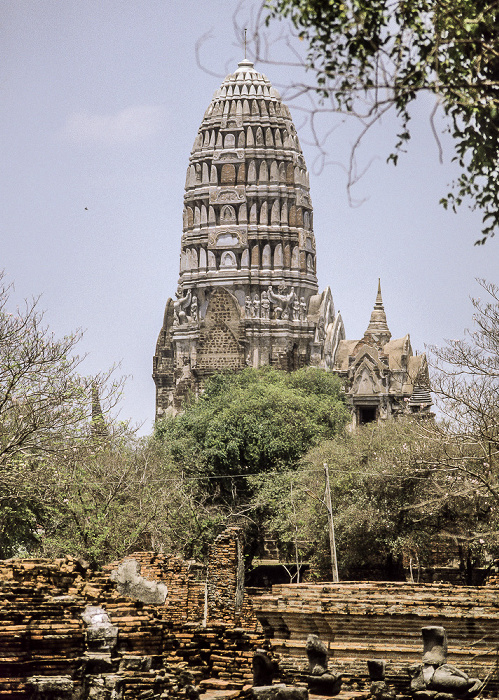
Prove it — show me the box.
[155,367,349,561]
[156,367,348,502]
[264,0,499,243]
[303,418,496,582]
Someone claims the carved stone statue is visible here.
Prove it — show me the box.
[252,649,278,687]
[253,293,261,319]
[268,284,295,320]
[190,294,198,323]
[315,317,325,343]
[407,627,482,699]
[300,296,307,321]
[245,295,253,319]
[367,660,396,700]
[292,297,300,321]
[174,286,192,325]
[261,291,270,320]
[306,634,342,696]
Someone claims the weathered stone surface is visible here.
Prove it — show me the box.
[251,684,308,700]
[26,675,73,700]
[109,559,168,604]
[421,627,448,666]
[253,649,278,686]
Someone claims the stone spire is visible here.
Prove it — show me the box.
[153,60,344,417]
[364,279,391,346]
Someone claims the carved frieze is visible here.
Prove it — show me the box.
[209,186,246,204]
[207,226,248,249]
[299,229,316,251]
[213,149,244,162]
[296,190,312,209]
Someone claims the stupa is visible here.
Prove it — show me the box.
[153,60,431,421]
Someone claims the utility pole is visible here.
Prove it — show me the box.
[324,463,339,582]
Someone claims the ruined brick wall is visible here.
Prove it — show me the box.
[0,554,263,699]
[4,538,499,699]
[103,552,207,625]
[251,581,499,695]
[206,527,245,625]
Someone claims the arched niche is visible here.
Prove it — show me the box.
[199,247,207,270]
[249,202,257,224]
[220,250,237,268]
[274,243,284,268]
[221,164,236,185]
[207,250,217,270]
[259,201,268,225]
[262,243,272,269]
[200,204,208,225]
[202,162,210,184]
[191,248,199,269]
[238,203,248,224]
[271,200,280,225]
[237,163,246,183]
[280,201,288,224]
[221,205,237,223]
[247,160,257,183]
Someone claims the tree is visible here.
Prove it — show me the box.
[156,366,349,561]
[0,274,122,557]
[38,432,224,565]
[239,0,499,243]
[301,418,494,582]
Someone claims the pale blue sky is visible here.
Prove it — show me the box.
[2,1,497,432]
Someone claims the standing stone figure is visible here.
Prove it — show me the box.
[245,295,253,319]
[253,293,261,319]
[173,286,192,325]
[261,291,270,320]
[300,297,308,321]
[190,294,198,323]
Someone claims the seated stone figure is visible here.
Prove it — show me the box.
[253,649,278,687]
[367,659,396,700]
[306,634,342,696]
[407,626,482,699]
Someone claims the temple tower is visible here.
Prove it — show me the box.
[153,59,344,417]
[333,281,432,426]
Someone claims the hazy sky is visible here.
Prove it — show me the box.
[2,1,498,433]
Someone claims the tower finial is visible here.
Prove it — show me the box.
[364,278,391,345]
[244,28,247,59]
